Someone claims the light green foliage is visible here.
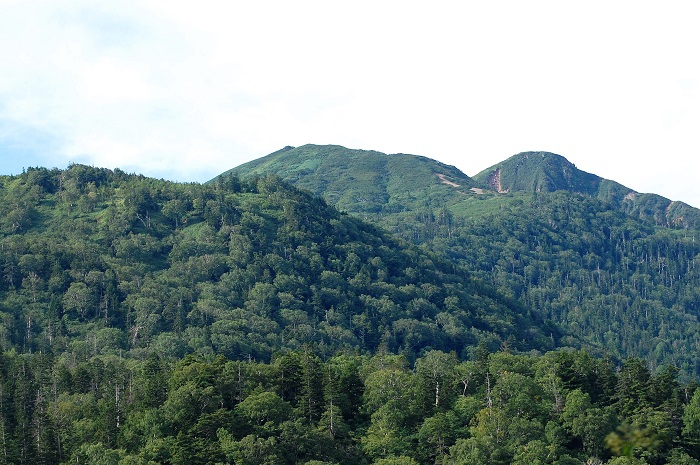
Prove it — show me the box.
[606,423,659,461]
[511,440,550,465]
[372,457,419,465]
[236,391,291,430]
[362,409,412,460]
[417,412,457,462]
[414,350,458,409]
[73,442,125,465]
[667,449,700,465]
[683,389,700,446]
[562,389,617,458]
[0,344,695,464]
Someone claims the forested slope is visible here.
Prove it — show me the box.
[3,343,700,464]
[424,192,700,376]
[224,145,700,378]
[0,165,551,361]
[1,163,700,464]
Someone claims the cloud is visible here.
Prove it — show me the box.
[0,1,698,205]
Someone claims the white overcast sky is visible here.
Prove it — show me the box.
[1,1,699,206]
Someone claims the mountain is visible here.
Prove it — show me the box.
[219,145,700,378]
[4,163,700,465]
[0,163,567,464]
[473,151,625,197]
[219,144,483,215]
[2,162,700,465]
[474,151,700,229]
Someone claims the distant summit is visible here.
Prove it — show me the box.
[474,151,700,229]
[473,151,628,197]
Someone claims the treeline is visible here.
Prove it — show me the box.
[1,347,699,464]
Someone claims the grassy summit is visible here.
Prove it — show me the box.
[219,144,483,215]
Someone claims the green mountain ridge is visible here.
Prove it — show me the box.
[222,145,700,229]
[220,144,700,378]
[474,151,619,196]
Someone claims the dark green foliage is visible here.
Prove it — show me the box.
[438,193,700,378]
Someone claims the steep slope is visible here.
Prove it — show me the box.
[0,164,555,362]
[474,151,700,229]
[219,144,482,215]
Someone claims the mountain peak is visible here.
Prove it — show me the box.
[217,144,480,215]
[475,150,700,228]
[474,151,604,195]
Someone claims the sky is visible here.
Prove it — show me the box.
[1,1,699,206]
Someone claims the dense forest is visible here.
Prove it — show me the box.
[226,145,700,379]
[395,192,700,377]
[1,347,700,464]
[0,165,550,361]
[2,162,700,464]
